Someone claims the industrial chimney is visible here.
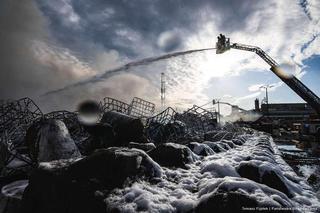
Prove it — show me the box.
[255,98,260,112]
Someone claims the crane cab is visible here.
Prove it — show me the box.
[216,34,230,54]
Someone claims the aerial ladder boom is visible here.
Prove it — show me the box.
[216,34,320,115]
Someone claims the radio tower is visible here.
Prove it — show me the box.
[161,72,166,107]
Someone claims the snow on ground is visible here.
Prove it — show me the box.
[298,165,318,179]
[278,145,303,152]
[105,132,320,212]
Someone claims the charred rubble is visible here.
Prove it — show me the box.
[0,97,319,212]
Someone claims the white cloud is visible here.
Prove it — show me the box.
[4,0,320,112]
[236,92,262,102]
[46,0,81,28]
[269,82,284,92]
[157,30,182,51]
[248,84,265,92]
[32,41,95,80]
[166,0,320,110]
[222,94,233,99]
[46,0,320,111]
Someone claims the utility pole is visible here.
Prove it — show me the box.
[161,72,166,108]
[218,100,220,123]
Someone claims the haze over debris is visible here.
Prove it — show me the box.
[1,0,320,113]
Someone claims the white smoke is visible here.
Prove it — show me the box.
[0,0,157,113]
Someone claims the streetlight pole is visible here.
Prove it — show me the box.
[260,85,274,115]
[217,100,221,123]
[213,99,221,124]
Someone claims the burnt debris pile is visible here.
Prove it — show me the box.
[0,98,42,175]
[146,105,219,144]
[0,97,219,176]
[0,97,319,213]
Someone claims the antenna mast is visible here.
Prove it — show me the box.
[161,72,166,107]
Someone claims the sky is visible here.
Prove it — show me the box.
[0,0,319,114]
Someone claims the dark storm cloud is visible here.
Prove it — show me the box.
[37,0,264,58]
[0,0,96,101]
[0,0,272,110]
[0,0,49,99]
[0,0,161,111]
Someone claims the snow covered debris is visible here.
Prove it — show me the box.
[19,129,320,212]
[27,119,81,162]
[200,159,240,178]
[21,147,163,213]
[148,143,199,169]
[105,133,320,212]
[187,142,215,156]
[128,142,156,152]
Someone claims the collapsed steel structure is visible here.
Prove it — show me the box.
[145,105,218,143]
[0,96,220,174]
[100,97,155,118]
[99,97,219,142]
[0,98,42,171]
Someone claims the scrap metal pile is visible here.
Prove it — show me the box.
[146,105,219,143]
[0,98,42,174]
[2,97,318,213]
[0,96,223,176]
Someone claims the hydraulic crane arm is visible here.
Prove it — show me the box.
[216,34,320,115]
[231,43,278,67]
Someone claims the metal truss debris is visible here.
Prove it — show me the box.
[145,105,218,143]
[175,105,217,134]
[129,97,155,118]
[146,107,176,126]
[145,107,177,143]
[0,96,221,175]
[0,98,42,173]
[0,96,157,174]
[100,97,131,115]
[0,97,42,135]
[100,97,155,118]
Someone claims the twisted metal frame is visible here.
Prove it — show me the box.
[129,97,155,118]
[145,107,177,143]
[0,98,42,174]
[145,105,218,143]
[100,97,131,115]
[0,97,42,135]
[100,96,155,119]
[0,96,228,174]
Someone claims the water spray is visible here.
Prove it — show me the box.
[41,47,216,97]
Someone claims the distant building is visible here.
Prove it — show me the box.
[261,103,318,121]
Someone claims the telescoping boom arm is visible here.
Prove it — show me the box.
[216,34,320,115]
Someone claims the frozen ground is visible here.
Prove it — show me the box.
[298,165,318,179]
[105,132,320,212]
[278,145,303,152]
[2,129,320,212]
